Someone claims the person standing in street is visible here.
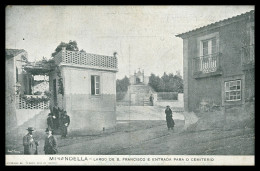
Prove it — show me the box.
[165,105,175,130]
[149,94,154,106]
[47,113,54,130]
[23,127,39,154]
[61,111,70,138]
[52,106,58,129]
[44,128,58,154]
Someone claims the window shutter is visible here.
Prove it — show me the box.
[91,76,95,95]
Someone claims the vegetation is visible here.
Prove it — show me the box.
[21,94,50,104]
[116,76,130,101]
[51,40,79,57]
[149,72,183,93]
[116,76,130,92]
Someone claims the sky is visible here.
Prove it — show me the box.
[6,5,254,79]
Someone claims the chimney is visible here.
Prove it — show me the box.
[62,47,66,51]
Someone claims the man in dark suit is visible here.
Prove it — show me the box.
[23,127,39,154]
[52,106,59,129]
[47,113,54,130]
[61,111,70,138]
[44,128,58,154]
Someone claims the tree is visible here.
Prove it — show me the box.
[51,40,79,57]
[116,76,130,92]
[149,72,184,93]
[80,49,86,53]
[149,73,163,92]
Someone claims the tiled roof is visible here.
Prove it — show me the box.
[176,10,254,38]
[5,49,26,59]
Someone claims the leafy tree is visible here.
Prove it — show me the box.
[149,72,183,93]
[80,49,86,53]
[148,73,163,92]
[51,40,79,57]
[116,76,130,92]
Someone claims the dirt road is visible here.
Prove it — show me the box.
[57,120,254,155]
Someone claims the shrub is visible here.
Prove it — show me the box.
[33,91,42,95]
[116,92,127,101]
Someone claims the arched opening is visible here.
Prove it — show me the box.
[136,77,140,84]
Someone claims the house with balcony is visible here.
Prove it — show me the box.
[176,10,254,112]
[49,47,118,132]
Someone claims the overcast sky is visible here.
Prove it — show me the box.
[6,5,254,79]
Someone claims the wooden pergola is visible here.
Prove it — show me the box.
[22,61,55,76]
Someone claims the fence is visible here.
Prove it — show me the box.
[16,95,49,109]
[54,49,118,70]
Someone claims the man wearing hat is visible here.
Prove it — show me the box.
[23,127,39,154]
[44,128,58,154]
[165,105,175,130]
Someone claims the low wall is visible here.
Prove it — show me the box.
[15,109,49,133]
[67,110,116,132]
[16,109,45,126]
[156,100,184,109]
[155,93,184,108]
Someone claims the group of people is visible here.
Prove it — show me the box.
[47,106,70,138]
[23,127,57,155]
[23,105,174,154]
[23,107,70,155]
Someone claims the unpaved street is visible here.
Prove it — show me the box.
[56,120,254,155]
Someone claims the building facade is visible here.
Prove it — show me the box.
[6,49,32,129]
[129,69,149,85]
[120,69,157,106]
[176,10,254,112]
[49,47,118,132]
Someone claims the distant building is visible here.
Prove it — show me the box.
[176,10,254,112]
[129,69,149,85]
[122,69,156,106]
[49,47,118,132]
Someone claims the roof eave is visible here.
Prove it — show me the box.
[175,10,254,39]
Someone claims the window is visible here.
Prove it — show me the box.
[202,37,217,56]
[199,37,218,73]
[16,67,18,83]
[225,80,241,101]
[91,75,100,95]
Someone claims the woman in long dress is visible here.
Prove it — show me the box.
[165,105,175,130]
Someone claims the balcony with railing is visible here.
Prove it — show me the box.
[192,53,222,79]
[241,44,254,70]
[54,48,118,72]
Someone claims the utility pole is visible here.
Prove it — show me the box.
[128,45,131,121]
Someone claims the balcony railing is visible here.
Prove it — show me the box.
[241,44,255,66]
[54,49,118,71]
[193,53,221,74]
